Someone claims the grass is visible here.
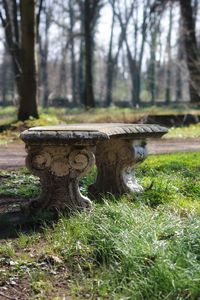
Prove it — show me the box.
[165,123,200,139]
[0,169,40,198]
[0,152,200,299]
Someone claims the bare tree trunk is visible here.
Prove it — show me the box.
[179,0,200,103]
[175,65,182,103]
[176,17,184,103]
[1,0,39,120]
[1,44,9,105]
[78,37,84,105]
[105,2,115,107]
[69,0,77,106]
[37,0,44,41]
[193,0,198,26]
[149,16,159,105]
[165,3,173,105]
[132,1,140,107]
[115,0,141,107]
[137,0,150,106]
[126,41,139,108]
[1,0,21,101]
[83,0,95,108]
[59,40,68,98]
[106,0,133,107]
[40,5,51,108]
[18,0,38,120]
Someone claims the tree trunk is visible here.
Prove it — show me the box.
[105,5,115,107]
[179,0,200,103]
[41,8,50,108]
[1,44,9,106]
[137,0,150,106]
[149,24,157,105]
[126,43,139,108]
[1,0,21,104]
[59,33,69,98]
[165,4,173,105]
[83,0,95,108]
[193,0,198,26]
[18,0,38,120]
[176,59,183,103]
[69,0,77,106]
[133,2,140,106]
[176,17,184,103]
[106,0,133,107]
[78,38,85,105]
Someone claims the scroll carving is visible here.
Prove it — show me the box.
[26,145,95,213]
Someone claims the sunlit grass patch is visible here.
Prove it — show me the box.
[165,123,200,139]
[136,152,200,210]
[0,151,199,298]
[44,203,200,299]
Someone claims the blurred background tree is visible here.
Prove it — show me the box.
[0,0,39,120]
[0,0,200,120]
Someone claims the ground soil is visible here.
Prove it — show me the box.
[0,139,199,170]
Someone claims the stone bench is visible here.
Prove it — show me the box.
[20,124,168,214]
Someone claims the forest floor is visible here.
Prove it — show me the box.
[0,138,199,170]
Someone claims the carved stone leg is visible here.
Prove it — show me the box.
[89,139,147,198]
[25,145,95,214]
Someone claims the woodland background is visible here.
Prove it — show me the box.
[0,0,199,120]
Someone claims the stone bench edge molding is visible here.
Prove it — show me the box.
[20,123,168,215]
[21,124,167,143]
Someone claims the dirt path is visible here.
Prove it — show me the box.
[148,138,200,154]
[0,139,199,170]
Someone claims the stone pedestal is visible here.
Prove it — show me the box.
[89,139,147,198]
[25,144,95,214]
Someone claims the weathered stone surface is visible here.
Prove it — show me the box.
[25,144,95,213]
[21,123,168,144]
[20,123,168,214]
[89,139,147,198]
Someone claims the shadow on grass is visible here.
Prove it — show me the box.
[0,193,119,240]
[0,199,58,239]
